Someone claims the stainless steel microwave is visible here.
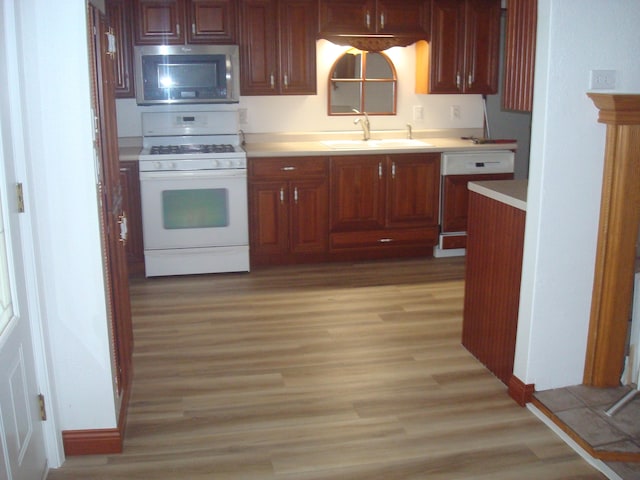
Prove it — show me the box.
[134,45,240,105]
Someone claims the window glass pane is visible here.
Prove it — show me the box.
[329,81,362,113]
[363,82,395,113]
[365,53,393,79]
[162,188,229,229]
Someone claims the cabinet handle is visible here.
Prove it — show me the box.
[378,162,383,179]
[379,238,393,243]
[281,166,296,171]
[365,11,371,29]
[280,187,285,204]
[176,23,180,35]
[118,212,128,245]
[380,12,385,30]
[468,72,474,88]
[294,187,299,204]
[392,162,396,179]
[284,73,289,89]
[456,72,462,90]
[192,23,196,35]
[270,73,275,89]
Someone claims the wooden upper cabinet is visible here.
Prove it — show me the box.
[318,0,428,36]
[503,0,537,111]
[239,0,317,95]
[416,0,500,94]
[106,0,135,98]
[133,0,237,45]
[134,0,186,44]
[186,0,237,44]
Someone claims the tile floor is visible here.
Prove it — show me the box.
[534,385,640,479]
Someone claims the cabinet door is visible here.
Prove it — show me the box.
[376,0,429,35]
[318,0,373,35]
[279,0,317,95]
[428,0,465,93]
[330,156,386,231]
[249,181,290,255]
[119,161,145,276]
[133,0,186,45]
[187,0,237,43]
[441,172,513,232]
[290,178,329,254]
[387,154,440,228]
[106,0,135,98]
[239,0,279,95]
[463,0,500,94]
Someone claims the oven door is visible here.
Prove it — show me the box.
[140,169,248,250]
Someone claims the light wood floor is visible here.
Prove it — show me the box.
[47,257,607,479]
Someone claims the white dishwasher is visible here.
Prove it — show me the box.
[435,150,515,257]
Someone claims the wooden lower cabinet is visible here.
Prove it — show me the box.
[249,157,329,265]
[462,190,525,385]
[329,153,440,260]
[119,161,145,276]
[441,172,514,233]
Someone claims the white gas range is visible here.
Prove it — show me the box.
[138,109,249,277]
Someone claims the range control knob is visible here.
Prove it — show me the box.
[210,159,219,168]
[153,161,162,170]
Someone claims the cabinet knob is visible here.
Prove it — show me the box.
[270,73,275,89]
[365,11,371,29]
[280,187,285,203]
[456,72,462,90]
[468,72,474,88]
[380,12,385,30]
[378,162,383,179]
[283,73,289,89]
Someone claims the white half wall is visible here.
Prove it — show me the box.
[514,0,640,390]
[16,0,117,430]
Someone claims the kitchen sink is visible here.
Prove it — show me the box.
[321,139,432,150]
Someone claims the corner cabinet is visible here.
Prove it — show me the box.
[133,0,237,45]
[416,0,500,94]
[239,0,317,95]
[503,0,537,111]
[318,0,429,36]
[329,153,440,259]
[248,157,329,266]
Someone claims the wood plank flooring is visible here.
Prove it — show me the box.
[47,257,606,479]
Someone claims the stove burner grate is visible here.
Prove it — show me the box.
[150,144,236,155]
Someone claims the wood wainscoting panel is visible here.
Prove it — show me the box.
[462,191,526,385]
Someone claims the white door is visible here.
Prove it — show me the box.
[0,0,47,479]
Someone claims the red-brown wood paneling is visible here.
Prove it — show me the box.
[462,191,526,385]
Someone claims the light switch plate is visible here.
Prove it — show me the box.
[590,70,616,90]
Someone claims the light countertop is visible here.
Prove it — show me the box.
[244,137,517,157]
[468,179,528,211]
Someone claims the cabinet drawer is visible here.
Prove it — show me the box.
[249,157,328,179]
[330,227,438,250]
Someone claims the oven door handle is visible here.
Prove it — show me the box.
[139,169,247,180]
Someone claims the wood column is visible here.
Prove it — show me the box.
[584,94,640,387]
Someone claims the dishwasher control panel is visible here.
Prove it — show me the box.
[441,151,515,175]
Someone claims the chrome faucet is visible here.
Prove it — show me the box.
[352,109,371,141]
[406,123,413,140]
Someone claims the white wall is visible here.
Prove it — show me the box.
[16,0,117,432]
[514,0,640,390]
[116,40,486,138]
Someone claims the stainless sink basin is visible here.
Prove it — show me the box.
[321,139,432,150]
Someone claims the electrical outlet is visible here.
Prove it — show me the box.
[451,105,461,120]
[589,70,616,90]
[413,105,424,122]
[238,108,248,125]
